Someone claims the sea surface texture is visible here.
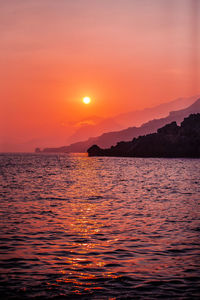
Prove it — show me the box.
[0,153,200,299]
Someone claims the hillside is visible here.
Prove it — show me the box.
[37,98,200,153]
[67,95,198,144]
[88,114,200,158]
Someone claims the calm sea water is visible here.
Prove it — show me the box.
[0,153,200,299]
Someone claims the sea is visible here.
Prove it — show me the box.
[0,153,200,299]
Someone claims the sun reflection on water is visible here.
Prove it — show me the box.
[1,154,200,298]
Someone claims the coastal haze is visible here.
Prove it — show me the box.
[1,1,200,299]
[39,97,200,153]
[0,0,200,152]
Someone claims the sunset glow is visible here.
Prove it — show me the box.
[83,97,91,105]
[1,1,200,299]
[0,0,199,152]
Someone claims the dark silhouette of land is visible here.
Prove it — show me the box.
[88,114,200,158]
[36,98,200,153]
[67,96,197,144]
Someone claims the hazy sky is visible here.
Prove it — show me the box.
[0,0,199,151]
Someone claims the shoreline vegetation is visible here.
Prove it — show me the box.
[87,114,200,158]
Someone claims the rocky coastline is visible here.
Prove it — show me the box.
[87,114,200,158]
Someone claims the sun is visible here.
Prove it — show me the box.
[83,96,91,104]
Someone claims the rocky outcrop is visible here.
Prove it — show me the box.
[87,114,200,158]
[36,98,200,153]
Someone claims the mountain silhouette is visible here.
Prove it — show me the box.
[37,97,200,153]
[66,95,198,144]
[88,113,200,158]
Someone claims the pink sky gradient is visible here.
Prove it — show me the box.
[0,0,199,151]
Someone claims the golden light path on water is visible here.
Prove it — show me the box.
[0,153,200,298]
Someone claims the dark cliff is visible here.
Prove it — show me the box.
[36,98,200,153]
[87,114,200,158]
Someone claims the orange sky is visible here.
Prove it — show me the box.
[0,0,199,151]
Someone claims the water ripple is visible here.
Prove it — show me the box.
[0,153,200,299]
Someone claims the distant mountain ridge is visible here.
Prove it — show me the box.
[66,95,198,144]
[37,97,200,153]
[88,114,200,158]
[113,95,198,128]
